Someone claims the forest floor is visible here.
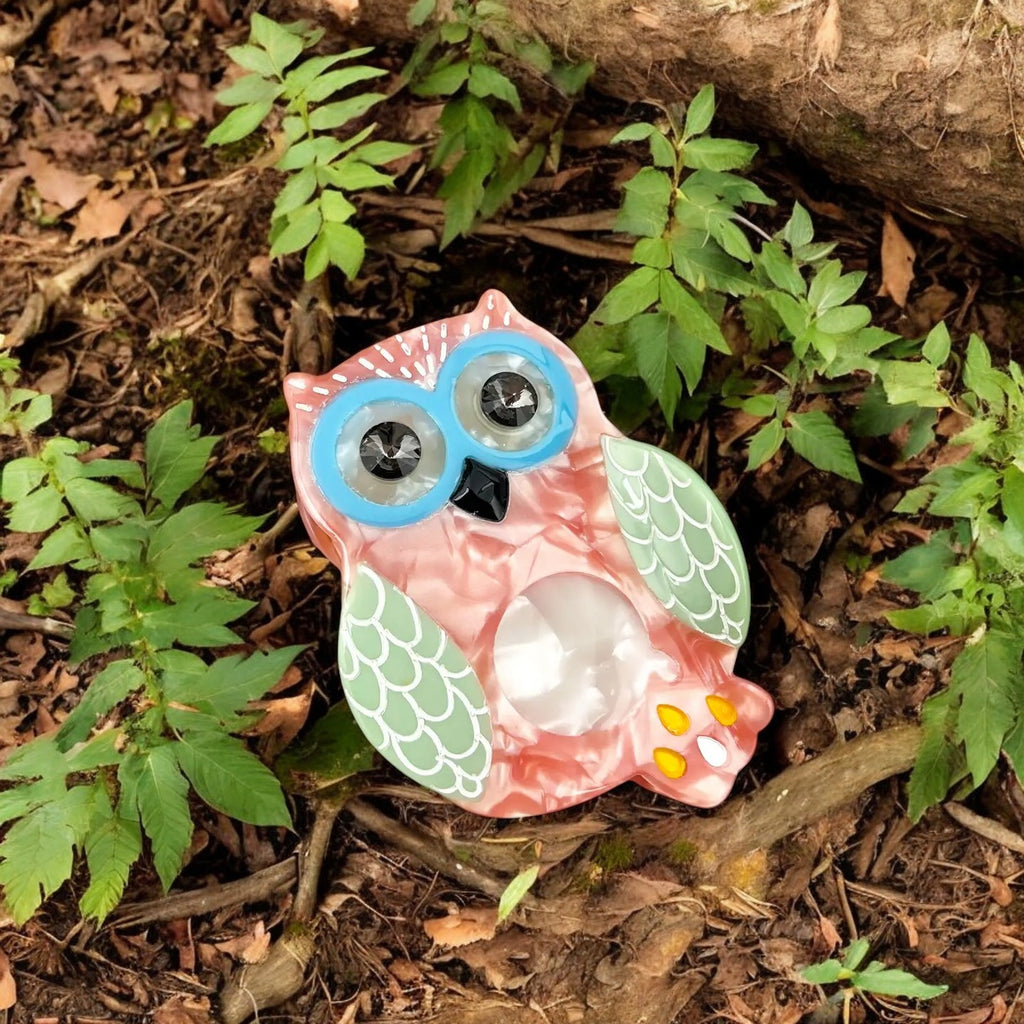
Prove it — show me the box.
[2,1,1024,1023]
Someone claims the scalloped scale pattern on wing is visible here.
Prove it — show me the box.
[601,435,750,646]
[338,564,492,800]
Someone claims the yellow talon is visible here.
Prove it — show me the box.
[657,704,690,735]
[706,694,738,727]
[653,747,687,779]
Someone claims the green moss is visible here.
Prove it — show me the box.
[595,835,634,872]
[667,839,699,866]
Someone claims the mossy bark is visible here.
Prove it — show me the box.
[357,0,1024,244]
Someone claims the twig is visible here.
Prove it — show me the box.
[2,233,139,351]
[346,797,528,904]
[944,801,1024,855]
[109,858,297,928]
[291,797,344,923]
[0,608,74,639]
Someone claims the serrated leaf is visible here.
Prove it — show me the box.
[176,731,290,827]
[270,200,322,257]
[140,591,253,649]
[5,483,65,533]
[615,167,672,238]
[272,165,318,220]
[684,84,715,138]
[497,863,539,922]
[682,135,757,171]
[438,148,493,246]
[307,92,385,131]
[907,691,959,821]
[28,520,92,570]
[148,503,263,575]
[413,59,471,97]
[276,701,375,795]
[659,271,730,353]
[633,236,671,269]
[316,221,365,280]
[0,784,95,924]
[670,232,752,295]
[1,456,46,502]
[145,401,219,511]
[249,13,304,73]
[63,478,139,523]
[627,312,692,421]
[468,64,521,111]
[882,535,956,596]
[955,631,1021,788]
[215,74,283,107]
[224,44,277,78]
[56,660,145,750]
[79,798,141,923]
[0,735,65,781]
[747,417,785,470]
[786,410,861,481]
[120,745,193,891]
[322,156,395,191]
[205,100,274,146]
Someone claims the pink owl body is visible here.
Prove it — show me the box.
[286,290,773,817]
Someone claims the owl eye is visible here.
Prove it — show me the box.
[337,402,445,506]
[359,422,422,479]
[454,352,555,452]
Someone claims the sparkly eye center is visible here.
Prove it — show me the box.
[359,422,422,479]
[480,372,538,428]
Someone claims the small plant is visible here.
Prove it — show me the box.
[405,0,591,247]
[496,862,539,922]
[205,14,413,280]
[879,333,1024,819]
[801,938,947,1021]
[573,85,769,426]
[0,394,299,923]
[0,355,51,438]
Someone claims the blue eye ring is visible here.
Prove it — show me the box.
[308,330,578,528]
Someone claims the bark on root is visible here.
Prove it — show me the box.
[355,0,1024,245]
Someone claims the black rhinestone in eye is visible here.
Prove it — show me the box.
[359,422,421,480]
[480,372,538,428]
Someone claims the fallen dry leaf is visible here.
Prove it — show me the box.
[21,149,101,211]
[810,0,842,72]
[0,947,16,1010]
[422,906,498,947]
[152,995,213,1024]
[878,212,916,306]
[71,188,135,244]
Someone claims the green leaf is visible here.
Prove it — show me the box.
[684,84,716,138]
[148,503,263,577]
[851,381,917,438]
[321,156,395,191]
[1,456,46,501]
[278,136,346,170]
[807,260,864,313]
[800,959,844,984]
[249,13,304,73]
[882,535,956,596]
[659,272,730,353]
[627,312,690,421]
[593,266,660,325]
[307,92,385,131]
[633,236,672,269]
[785,410,861,481]
[815,304,871,335]
[963,334,1008,410]
[63,478,138,523]
[64,730,123,772]
[877,359,947,408]
[413,59,471,97]
[615,167,672,237]
[120,745,194,891]
[548,58,593,96]
[408,0,437,26]
[747,417,785,470]
[0,784,95,923]
[140,591,254,649]
[611,122,657,144]
[57,660,145,749]
[145,401,219,511]
[205,100,274,146]
[478,143,545,220]
[682,136,757,171]
[165,646,304,720]
[176,731,291,827]
[854,969,947,999]
[270,201,322,257]
[301,64,386,103]
[272,165,318,220]
[6,482,65,533]
[670,232,752,295]
[922,321,951,367]
[224,44,277,79]
[79,798,142,922]
[319,188,357,223]
[468,64,521,111]
[304,220,362,279]
[0,735,65,781]
[215,74,283,107]
[353,140,416,166]
[28,520,91,570]
[276,701,375,795]
[757,240,806,296]
[497,863,539,922]
[781,202,814,250]
[907,691,960,821]
[955,631,1021,788]
[438,148,493,246]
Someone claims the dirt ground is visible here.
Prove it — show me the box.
[2,2,1024,1023]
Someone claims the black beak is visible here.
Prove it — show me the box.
[449,458,509,522]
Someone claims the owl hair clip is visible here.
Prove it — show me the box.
[285,291,773,818]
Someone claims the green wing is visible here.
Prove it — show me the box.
[602,434,750,647]
[338,564,492,801]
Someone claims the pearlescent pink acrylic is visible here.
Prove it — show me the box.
[286,290,773,817]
